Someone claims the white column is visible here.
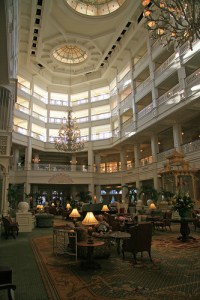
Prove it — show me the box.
[13,148,20,171]
[175,48,186,90]
[134,144,140,168]
[25,138,32,170]
[173,123,183,152]
[95,185,101,203]
[95,153,101,173]
[151,134,159,162]
[70,154,77,172]
[88,142,95,199]
[2,171,9,216]
[87,141,94,172]
[147,37,158,109]
[120,149,127,171]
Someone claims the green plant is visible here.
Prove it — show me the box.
[159,188,175,202]
[172,192,194,212]
[138,185,158,203]
[122,185,137,205]
[76,191,92,203]
[7,184,22,210]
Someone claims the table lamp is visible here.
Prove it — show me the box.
[69,208,81,226]
[101,205,110,212]
[149,203,156,210]
[82,212,98,244]
[66,203,71,210]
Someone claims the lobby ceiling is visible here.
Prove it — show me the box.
[18,0,144,88]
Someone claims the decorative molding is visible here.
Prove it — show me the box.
[0,136,7,155]
[48,173,73,184]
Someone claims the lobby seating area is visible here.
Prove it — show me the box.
[1,212,200,300]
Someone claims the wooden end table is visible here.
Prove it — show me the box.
[77,240,105,270]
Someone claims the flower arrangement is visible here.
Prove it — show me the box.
[172,192,194,212]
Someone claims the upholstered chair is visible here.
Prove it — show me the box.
[154,211,172,231]
[2,217,19,239]
[122,222,153,263]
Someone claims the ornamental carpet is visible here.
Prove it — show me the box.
[31,226,200,300]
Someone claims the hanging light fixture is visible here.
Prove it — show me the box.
[141,0,200,50]
[54,110,85,152]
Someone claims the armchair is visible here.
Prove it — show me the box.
[154,211,172,231]
[2,217,19,239]
[0,266,16,300]
[122,222,153,263]
[192,210,200,231]
[0,284,16,300]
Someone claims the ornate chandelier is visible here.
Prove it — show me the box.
[141,0,200,50]
[54,110,85,152]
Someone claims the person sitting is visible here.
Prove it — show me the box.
[94,214,111,235]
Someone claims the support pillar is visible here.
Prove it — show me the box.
[173,123,183,152]
[2,171,9,216]
[151,134,159,162]
[134,144,140,168]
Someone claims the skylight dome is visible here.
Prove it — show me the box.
[65,0,126,16]
[52,44,88,64]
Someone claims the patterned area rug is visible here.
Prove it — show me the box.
[31,229,200,300]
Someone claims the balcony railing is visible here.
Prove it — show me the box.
[91,112,111,121]
[91,132,112,141]
[31,163,89,172]
[31,131,46,142]
[13,125,28,135]
[91,94,110,102]
[15,103,30,114]
[49,99,68,106]
[32,111,46,122]
[154,53,176,78]
[17,82,31,94]
[138,103,153,119]
[33,92,48,104]
[71,98,89,106]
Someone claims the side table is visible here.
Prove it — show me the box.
[109,231,131,255]
[77,240,105,269]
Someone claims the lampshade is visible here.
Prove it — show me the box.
[69,208,81,219]
[149,203,156,210]
[82,212,98,226]
[101,205,110,212]
[36,204,43,209]
[66,203,71,210]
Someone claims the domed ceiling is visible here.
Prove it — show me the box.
[65,0,126,16]
[18,0,145,88]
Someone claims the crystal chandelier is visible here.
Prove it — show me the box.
[54,110,85,152]
[141,0,200,50]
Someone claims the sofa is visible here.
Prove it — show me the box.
[35,213,54,227]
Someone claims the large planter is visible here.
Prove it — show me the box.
[179,209,192,219]
[18,201,29,213]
